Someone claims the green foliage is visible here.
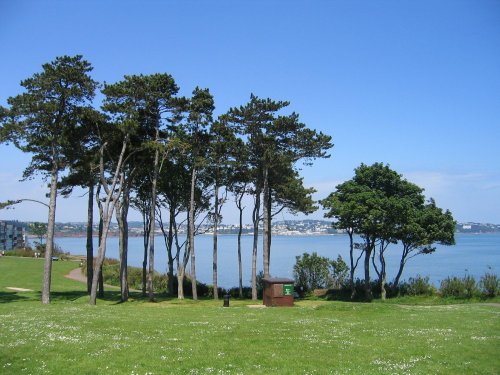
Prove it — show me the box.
[4,248,36,258]
[479,273,500,297]
[293,252,350,293]
[1,55,98,177]
[294,252,331,292]
[462,275,479,298]
[321,162,456,300]
[28,222,47,244]
[440,275,478,298]
[399,275,436,296]
[329,254,349,288]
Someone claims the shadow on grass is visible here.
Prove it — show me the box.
[0,289,128,304]
[0,291,33,303]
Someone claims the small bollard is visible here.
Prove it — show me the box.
[223,294,230,307]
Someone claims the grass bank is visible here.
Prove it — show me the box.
[1,257,499,374]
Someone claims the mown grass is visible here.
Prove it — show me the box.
[1,257,499,374]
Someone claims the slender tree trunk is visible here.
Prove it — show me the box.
[262,166,270,278]
[379,243,387,301]
[167,206,175,295]
[251,189,261,300]
[142,205,150,297]
[212,184,219,299]
[363,238,373,302]
[347,230,356,299]
[117,183,130,302]
[90,138,127,305]
[176,213,189,300]
[393,246,410,290]
[98,217,104,298]
[86,182,94,294]
[41,165,58,305]
[148,146,159,301]
[91,212,113,304]
[189,167,198,300]
[237,192,244,298]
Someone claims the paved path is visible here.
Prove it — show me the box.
[65,267,87,283]
[65,267,139,292]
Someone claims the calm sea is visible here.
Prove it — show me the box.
[53,233,500,288]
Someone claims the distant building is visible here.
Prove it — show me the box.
[0,220,26,250]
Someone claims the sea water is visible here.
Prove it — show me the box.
[53,233,500,288]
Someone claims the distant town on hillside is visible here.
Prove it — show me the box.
[2,220,499,248]
[19,219,500,237]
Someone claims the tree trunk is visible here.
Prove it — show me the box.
[262,166,270,278]
[176,213,189,300]
[363,238,373,302]
[90,138,127,305]
[393,246,410,290]
[148,147,159,301]
[251,189,261,300]
[379,244,387,301]
[167,206,175,295]
[212,184,219,299]
[86,181,94,294]
[98,216,104,298]
[141,204,150,297]
[347,229,356,300]
[41,165,58,304]
[177,268,185,300]
[189,167,198,300]
[116,185,130,302]
[91,212,113,305]
[237,192,244,298]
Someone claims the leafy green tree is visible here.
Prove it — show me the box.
[226,94,332,298]
[293,252,331,292]
[29,222,47,246]
[321,180,364,299]
[58,107,103,294]
[179,87,214,300]
[329,255,350,289]
[102,73,181,302]
[393,198,455,289]
[206,117,241,299]
[322,163,422,300]
[225,128,252,298]
[0,55,97,304]
[322,163,454,301]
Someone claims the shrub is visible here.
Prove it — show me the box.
[293,252,332,292]
[400,275,435,296]
[440,276,465,297]
[462,275,478,298]
[329,255,349,289]
[479,273,500,297]
[226,287,253,299]
[4,248,36,257]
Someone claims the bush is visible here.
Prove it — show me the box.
[480,273,500,297]
[440,275,479,299]
[4,248,35,258]
[440,276,465,297]
[399,275,435,296]
[462,275,478,298]
[226,286,253,299]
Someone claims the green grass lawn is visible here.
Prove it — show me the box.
[1,257,499,374]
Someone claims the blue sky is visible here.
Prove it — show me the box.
[1,0,499,224]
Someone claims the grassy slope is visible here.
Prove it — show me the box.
[0,257,499,374]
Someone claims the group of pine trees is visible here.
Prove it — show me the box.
[0,55,333,304]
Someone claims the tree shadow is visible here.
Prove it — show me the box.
[0,291,32,303]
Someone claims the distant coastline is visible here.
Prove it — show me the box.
[23,220,500,239]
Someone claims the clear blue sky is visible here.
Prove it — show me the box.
[1,0,499,224]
